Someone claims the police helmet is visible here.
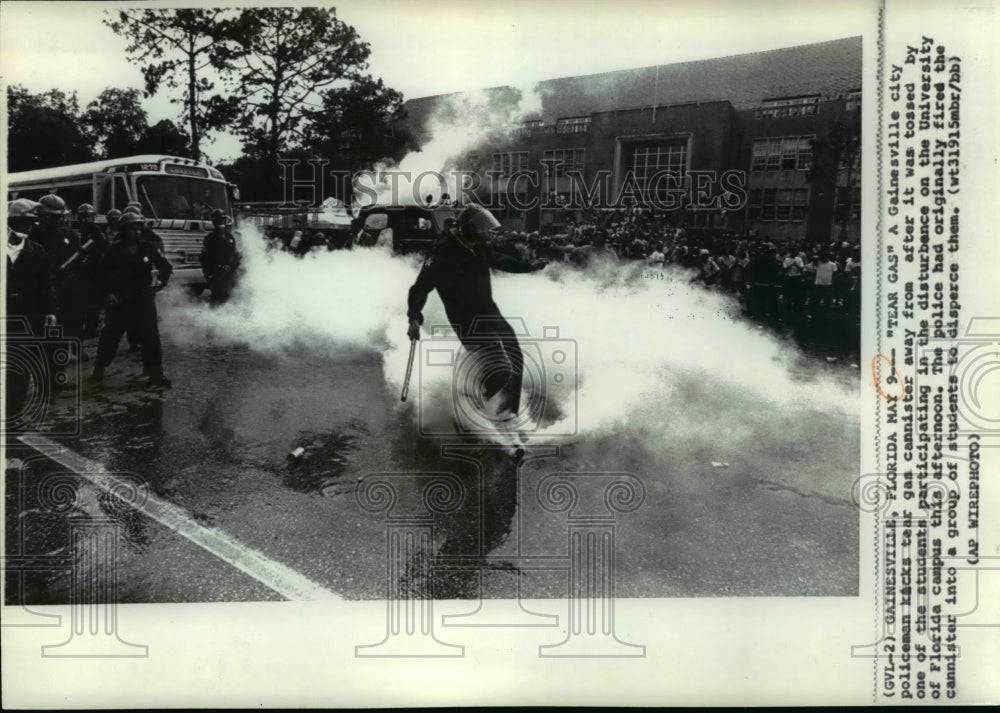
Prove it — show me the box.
[118,212,145,229]
[8,198,40,221]
[210,208,231,226]
[37,193,69,217]
[8,198,40,234]
[122,205,142,216]
[76,203,96,216]
[457,204,500,243]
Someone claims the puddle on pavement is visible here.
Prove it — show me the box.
[282,424,367,495]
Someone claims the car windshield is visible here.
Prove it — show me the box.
[136,176,228,221]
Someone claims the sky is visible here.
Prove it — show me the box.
[0,0,876,162]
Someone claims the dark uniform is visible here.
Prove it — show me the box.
[120,212,164,349]
[140,225,166,253]
[6,227,58,413]
[29,221,85,340]
[407,232,542,417]
[200,224,241,303]
[6,236,56,328]
[76,221,110,338]
[93,223,174,385]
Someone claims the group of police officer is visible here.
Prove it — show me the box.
[6,195,241,415]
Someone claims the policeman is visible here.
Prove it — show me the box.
[407,204,546,421]
[74,204,109,339]
[200,208,241,304]
[75,204,103,241]
[29,194,85,342]
[6,199,59,412]
[106,209,122,235]
[119,206,152,351]
[92,212,174,388]
[122,204,165,253]
[6,199,55,328]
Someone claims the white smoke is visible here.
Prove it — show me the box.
[353,83,547,210]
[162,225,858,459]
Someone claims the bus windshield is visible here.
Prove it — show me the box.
[136,175,228,221]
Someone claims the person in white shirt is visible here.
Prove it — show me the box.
[812,253,838,319]
[782,250,806,321]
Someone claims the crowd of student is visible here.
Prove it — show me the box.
[491,208,861,353]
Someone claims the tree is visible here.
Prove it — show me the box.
[215,148,311,203]
[219,7,371,164]
[136,120,191,156]
[82,88,149,158]
[303,76,415,174]
[6,85,93,171]
[808,112,862,240]
[104,8,241,160]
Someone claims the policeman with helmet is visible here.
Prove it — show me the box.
[122,204,166,253]
[6,199,59,411]
[199,208,241,304]
[92,211,174,388]
[29,193,85,342]
[407,203,547,421]
[106,209,123,234]
[6,199,56,330]
[74,203,109,339]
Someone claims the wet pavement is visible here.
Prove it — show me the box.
[5,282,861,604]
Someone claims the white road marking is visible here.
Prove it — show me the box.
[18,434,341,602]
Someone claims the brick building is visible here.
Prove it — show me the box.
[400,37,862,242]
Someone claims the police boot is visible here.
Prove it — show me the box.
[147,373,172,389]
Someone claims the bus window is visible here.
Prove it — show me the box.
[58,184,93,212]
[94,175,132,212]
[136,175,228,220]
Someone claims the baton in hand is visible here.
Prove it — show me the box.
[59,239,95,270]
[401,337,417,402]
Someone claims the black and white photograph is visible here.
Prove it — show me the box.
[2,0,997,707]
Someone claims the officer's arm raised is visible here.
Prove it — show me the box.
[488,251,540,273]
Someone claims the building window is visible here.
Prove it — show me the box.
[751,135,814,172]
[754,94,820,119]
[491,151,529,176]
[798,137,814,172]
[755,187,809,222]
[845,89,862,111]
[542,148,586,176]
[627,138,687,202]
[556,116,591,134]
[766,139,781,170]
[747,188,762,222]
[792,188,810,221]
[506,119,543,139]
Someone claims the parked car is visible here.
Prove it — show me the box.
[351,204,458,255]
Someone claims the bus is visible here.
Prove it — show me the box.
[7,154,238,267]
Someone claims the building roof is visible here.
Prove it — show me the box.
[403,37,861,129]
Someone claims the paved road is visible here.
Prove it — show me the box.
[5,280,861,604]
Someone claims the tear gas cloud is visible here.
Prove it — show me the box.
[354,83,545,209]
[163,224,859,461]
